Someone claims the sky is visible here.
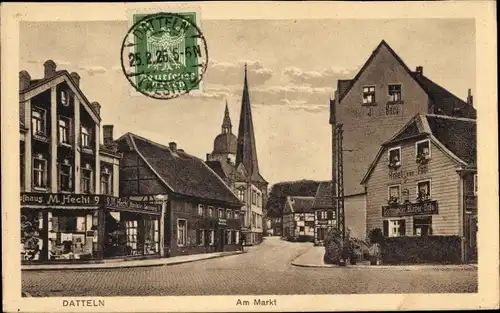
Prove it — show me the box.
[20,19,476,186]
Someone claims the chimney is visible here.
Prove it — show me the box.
[169,142,177,152]
[19,70,31,91]
[70,72,81,86]
[467,88,473,107]
[90,101,101,115]
[416,66,423,75]
[43,60,57,78]
[103,125,114,145]
[206,153,210,161]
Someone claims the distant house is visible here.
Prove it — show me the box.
[361,114,477,263]
[282,196,315,242]
[116,133,243,257]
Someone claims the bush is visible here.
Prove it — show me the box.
[368,228,384,245]
[382,236,462,264]
[323,228,362,264]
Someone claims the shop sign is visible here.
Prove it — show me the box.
[317,220,329,225]
[218,218,227,226]
[389,165,428,180]
[103,196,160,214]
[20,192,101,207]
[382,200,438,217]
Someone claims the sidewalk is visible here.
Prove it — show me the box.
[291,246,478,271]
[22,250,245,271]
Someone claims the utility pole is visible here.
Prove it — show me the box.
[336,123,346,265]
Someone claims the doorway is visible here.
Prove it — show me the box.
[465,212,477,263]
[217,229,225,252]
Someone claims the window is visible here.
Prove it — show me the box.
[252,212,256,227]
[32,108,46,136]
[81,125,91,148]
[388,147,401,168]
[473,174,478,196]
[60,90,70,106]
[416,139,431,162]
[299,214,305,221]
[413,216,432,236]
[226,209,232,219]
[362,86,375,105]
[299,226,305,232]
[226,230,232,244]
[177,219,187,246]
[234,211,239,220]
[100,168,112,195]
[252,190,256,205]
[33,157,47,189]
[386,219,406,237]
[388,84,402,102]
[237,189,245,202]
[196,229,205,246]
[417,180,431,201]
[218,208,224,218]
[58,117,71,145]
[198,205,205,216]
[125,220,138,254]
[208,230,215,245]
[388,185,401,204]
[208,206,214,217]
[81,165,93,194]
[59,163,72,192]
[317,211,328,220]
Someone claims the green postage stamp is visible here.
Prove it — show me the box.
[120,12,208,100]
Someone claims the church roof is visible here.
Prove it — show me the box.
[235,64,267,184]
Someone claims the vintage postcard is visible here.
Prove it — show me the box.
[1,1,499,312]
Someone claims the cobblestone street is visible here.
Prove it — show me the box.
[22,237,477,297]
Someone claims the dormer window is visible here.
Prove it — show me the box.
[388,147,401,169]
[362,86,376,105]
[388,84,402,102]
[416,139,431,164]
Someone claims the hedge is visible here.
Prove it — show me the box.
[382,236,462,264]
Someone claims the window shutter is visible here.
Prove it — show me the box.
[399,219,406,236]
[327,211,333,220]
[383,220,389,237]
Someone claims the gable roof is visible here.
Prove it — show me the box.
[337,40,476,119]
[312,181,334,209]
[116,133,242,206]
[361,114,477,184]
[284,196,315,214]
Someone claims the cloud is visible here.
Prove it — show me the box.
[185,85,232,101]
[26,59,71,67]
[232,85,334,107]
[79,65,107,76]
[203,60,273,86]
[283,66,356,87]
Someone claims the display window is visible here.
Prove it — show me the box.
[48,211,95,260]
[21,209,43,261]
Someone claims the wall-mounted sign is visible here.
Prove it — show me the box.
[20,193,101,207]
[389,165,428,180]
[382,200,438,217]
[104,196,160,214]
[218,218,227,226]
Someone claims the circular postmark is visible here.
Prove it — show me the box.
[120,12,208,100]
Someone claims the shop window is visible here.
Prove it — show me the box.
[59,162,72,192]
[417,180,431,201]
[362,86,376,105]
[196,229,205,246]
[226,230,232,245]
[207,206,214,217]
[144,218,159,254]
[33,156,47,190]
[81,164,93,194]
[125,220,138,254]
[226,209,232,219]
[388,147,401,168]
[100,167,112,195]
[81,125,92,148]
[384,219,406,237]
[208,230,215,245]
[416,139,431,164]
[198,204,204,216]
[474,174,478,196]
[388,84,402,102]
[177,219,187,247]
[413,216,432,236]
[388,185,401,205]
[58,117,71,145]
[32,107,46,137]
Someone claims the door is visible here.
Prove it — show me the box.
[217,229,225,252]
[465,212,478,263]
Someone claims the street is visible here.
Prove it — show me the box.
[22,237,477,297]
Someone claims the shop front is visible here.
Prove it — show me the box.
[20,192,160,263]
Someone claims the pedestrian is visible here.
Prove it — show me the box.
[240,233,246,251]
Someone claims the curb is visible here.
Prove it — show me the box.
[291,262,478,271]
[21,251,246,271]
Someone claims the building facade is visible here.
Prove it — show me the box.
[206,65,268,246]
[361,114,477,263]
[116,133,243,257]
[282,196,315,242]
[19,60,160,263]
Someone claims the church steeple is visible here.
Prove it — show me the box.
[236,63,264,182]
[222,100,232,134]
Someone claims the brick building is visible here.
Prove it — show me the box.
[116,133,243,257]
